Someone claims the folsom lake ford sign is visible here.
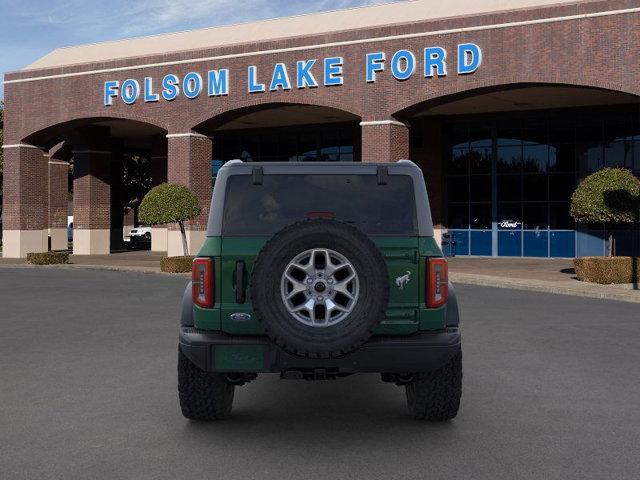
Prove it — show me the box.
[103,43,482,106]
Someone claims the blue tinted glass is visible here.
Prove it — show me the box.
[523,231,548,257]
[470,175,492,202]
[497,146,522,173]
[448,176,469,202]
[470,203,492,229]
[498,176,522,202]
[550,231,576,257]
[604,141,632,168]
[449,230,470,256]
[523,175,548,202]
[470,230,492,255]
[523,145,548,173]
[498,231,522,256]
[448,204,469,228]
[450,148,469,174]
[576,229,606,257]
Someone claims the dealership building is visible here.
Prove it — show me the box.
[2,0,640,258]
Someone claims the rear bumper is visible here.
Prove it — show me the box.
[179,327,461,374]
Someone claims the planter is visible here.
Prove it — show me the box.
[573,256,640,284]
[160,256,194,273]
[26,251,70,265]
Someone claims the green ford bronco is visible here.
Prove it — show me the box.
[179,160,461,421]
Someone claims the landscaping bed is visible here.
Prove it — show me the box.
[27,251,70,265]
[574,256,640,284]
[160,256,194,273]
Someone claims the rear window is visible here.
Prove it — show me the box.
[222,174,417,236]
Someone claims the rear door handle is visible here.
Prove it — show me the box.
[235,261,246,304]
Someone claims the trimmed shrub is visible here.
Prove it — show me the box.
[27,251,70,265]
[574,256,640,284]
[160,256,194,273]
[570,168,640,224]
[139,183,202,256]
[139,183,201,225]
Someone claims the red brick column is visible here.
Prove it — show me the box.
[1,144,49,258]
[360,120,410,163]
[48,159,69,251]
[71,127,112,255]
[166,132,212,256]
[150,134,169,252]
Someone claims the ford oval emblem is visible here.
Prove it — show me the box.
[230,313,252,322]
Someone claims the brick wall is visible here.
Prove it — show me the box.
[2,146,48,230]
[3,0,640,246]
[167,135,213,230]
[4,1,640,146]
[48,161,68,229]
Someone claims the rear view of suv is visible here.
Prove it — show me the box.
[179,160,462,421]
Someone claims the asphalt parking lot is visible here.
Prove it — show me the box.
[1,268,639,480]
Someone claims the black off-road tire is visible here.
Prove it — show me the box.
[405,351,462,421]
[178,348,235,420]
[251,219,389,359]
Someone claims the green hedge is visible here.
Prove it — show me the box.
[139,184,201,225]
[570,168,640,224]
[160,256,194,273]
[27,251,70,265]
[574,256,640,284]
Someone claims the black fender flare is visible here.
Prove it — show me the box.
[181,282,194,327]
[446,281,460,327]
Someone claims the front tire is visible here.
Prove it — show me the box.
[406,351,462,421]
[178,348,235,420]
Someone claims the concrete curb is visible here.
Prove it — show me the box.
[0,263,190,277]
[450,272,640,304]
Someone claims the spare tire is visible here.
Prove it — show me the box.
[251,219,389,358]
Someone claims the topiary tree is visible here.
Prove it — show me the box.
[138,183,202,256]
[570,168,640,256]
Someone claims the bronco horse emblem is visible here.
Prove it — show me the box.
[395,271,412,290]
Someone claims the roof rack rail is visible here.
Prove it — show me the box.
[397,159,417,167]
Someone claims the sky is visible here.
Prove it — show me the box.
[0,0,402,100]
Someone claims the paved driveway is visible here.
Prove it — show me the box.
[1,268,639,480]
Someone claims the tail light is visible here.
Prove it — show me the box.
[192,257,214,308]
[426,258,448,308]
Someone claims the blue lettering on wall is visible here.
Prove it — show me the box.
[183,72,203,99]
[366,52,385,83]
[270,63,292,91]
[208,69,229,96]
[296,60,318,89]
[144,77,159,102]
[104,80,119,106]
[424,47,447,77]
[121,79,140,105]
[161,74,179,101]
[102,45,483,105]
[248,66,266,93]
[324,57,344,86]
[390,50,416,81]
[457,43,482,75]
